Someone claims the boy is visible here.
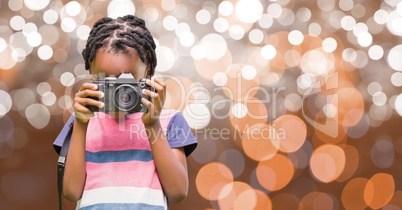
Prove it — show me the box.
[63,15,197,209]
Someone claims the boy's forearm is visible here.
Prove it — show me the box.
[145,121,189,203]
[63,119,88,201]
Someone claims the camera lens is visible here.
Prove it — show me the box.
[120,92,131,103]
[113,85,140,111]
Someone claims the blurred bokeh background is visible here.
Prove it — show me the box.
[1,0,402,209]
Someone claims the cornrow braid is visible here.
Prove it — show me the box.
[82,15,157,77]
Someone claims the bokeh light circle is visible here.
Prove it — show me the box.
[300,49,334,76]
[267,3,282,18]
[387,44,402,72]
[11,88,36,112]
[214,18,229,33]
[249,29,264,44]
[254,190,272,209]
[371,139,394,169]
[37,45,53,60]
[231,103,247,118]
[213,72,228,86]
[183,103,211,129]
[322,37,337,52]
[342,177,370,210]
[196,162,234,200]
[219,1,234,17]
[234,0,263,23]
[43,9,58,24]
[218,182,256,210]
[107,0,135,19]
[60,72,75,87]
[258,14,273,28]
[288,30,304,45]
[272,114,307,153]
[372,91,387,106]
[26,31,42,47]
[65,1,81,16]
[155,46,176,72]
[0,90,12,117]
[261,45,277,60]
[299,191,336,209]
[8,0,23,11]
[296,7,312,22]
[163,16,178,31]
[256,154,294,191]
[332,87,365,127]
[310,144,346,183]
[25,103,50,129]
[24,0,50,11]
[10,15,25,31]
[60,17,76,33]
[364,173,395,209]
[368,45,384,60]
[0,38,6,52]
[196,9,211,25]
[241,123,279,161]
[391,72,402,87]
[76,25,91,40]
[200,33,227,60]
[357,31,373,47]
[41,91,56,106]
[396,94,402,116]
[218,149,245,178]
[229,25,245,40]
[336,145,359,182]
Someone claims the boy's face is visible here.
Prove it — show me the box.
[89,47,148,80]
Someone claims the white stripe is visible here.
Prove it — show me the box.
[77,186,167,209]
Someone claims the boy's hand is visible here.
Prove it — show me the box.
[73,83,104,123]
[141,77,166,126]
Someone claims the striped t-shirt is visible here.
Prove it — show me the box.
[76,109,197,210]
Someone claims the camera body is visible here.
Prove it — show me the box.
[87,74,152,114]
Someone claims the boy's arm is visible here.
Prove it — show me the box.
[62,83,103,201]
[146,122,189,203]
[62,120,88,201]
[142,77,196,203]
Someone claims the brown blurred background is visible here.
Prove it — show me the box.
[1,0,402,209]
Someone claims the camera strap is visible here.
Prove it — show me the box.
[55,115,75,210]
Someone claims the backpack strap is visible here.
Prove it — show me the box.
[56,115,75,210]
[54,115,75,154]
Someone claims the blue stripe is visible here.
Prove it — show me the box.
[85,149,153,163]
[79,203,165,210]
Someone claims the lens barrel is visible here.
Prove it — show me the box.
[113,84,140,112]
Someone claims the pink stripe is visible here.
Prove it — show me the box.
[86,114,149,152]
[86,110,177,152]
[84,161,162,191]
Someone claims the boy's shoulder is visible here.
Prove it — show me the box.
[160,109,180,119]
[159,109,181,127]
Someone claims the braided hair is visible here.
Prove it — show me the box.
[82,15,157,77]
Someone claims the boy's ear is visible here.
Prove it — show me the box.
[144,68,152,79]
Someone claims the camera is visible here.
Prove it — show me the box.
[87,74,153,114]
